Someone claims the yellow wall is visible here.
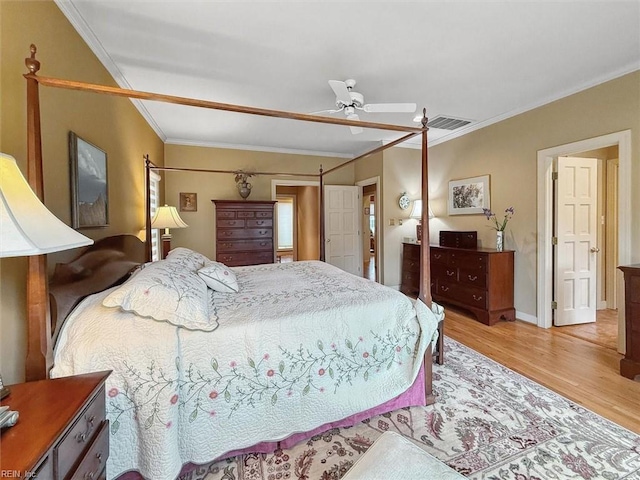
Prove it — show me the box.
[396,71,639,319]
[0,1,164,383]
[164,144,352,260]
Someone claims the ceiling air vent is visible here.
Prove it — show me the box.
[426,116,471,130]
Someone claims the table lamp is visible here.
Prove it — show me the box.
[151,205,188,259]
[410,199,435,243]
[0,152,94,398]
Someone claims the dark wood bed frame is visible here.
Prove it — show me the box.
[22,44,437,404]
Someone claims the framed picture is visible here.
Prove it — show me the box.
[69,132,108,228]
[448,175,490,215]
[180,192,197,212]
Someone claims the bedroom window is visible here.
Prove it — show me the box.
[276,196,294,251]
[149,170,161,261]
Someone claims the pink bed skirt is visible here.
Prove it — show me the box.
[119,363,426,479]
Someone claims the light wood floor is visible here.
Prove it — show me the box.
[443,306,640,434]
[554,308,618,350]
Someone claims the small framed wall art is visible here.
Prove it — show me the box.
[180,192,197,212]
[448,175,490,215]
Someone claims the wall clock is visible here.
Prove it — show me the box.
[398,192,410,210]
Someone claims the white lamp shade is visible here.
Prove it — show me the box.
[0,153,93,258]
[409,199,435,219]
[151,205,188,230]
[410,199,422,218]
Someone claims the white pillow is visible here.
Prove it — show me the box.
[198,262,239,293]
[166,247,209,271]
[103,259,218,331]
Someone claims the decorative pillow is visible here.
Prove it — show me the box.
[198,262,239,293]
[166,247,209,271]
[103,259,218,331]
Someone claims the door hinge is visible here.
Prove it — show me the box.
[552,236,558,245]
[551,301,557,309]
[552,172,558,181]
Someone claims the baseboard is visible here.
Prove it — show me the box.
[516,310,538,325]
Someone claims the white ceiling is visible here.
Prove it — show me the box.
[56,1,640,158]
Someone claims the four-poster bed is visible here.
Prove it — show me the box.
[22,45,441,479]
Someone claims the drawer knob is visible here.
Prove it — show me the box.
[260,242,267,246]
[75,415,96,443]
[468,275,478,281]
[441,286,449,292]
[434,254,442,259]
[260,230,267,235]
[257,220,264,225]
[472,294,483,301]
[446,270,455,276]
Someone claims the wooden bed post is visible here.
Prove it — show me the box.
[417,110,437,405]
[319,165,325,262]
[144,155,152,262]
[24,45,52,381]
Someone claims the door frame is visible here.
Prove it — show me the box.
[356,176,381,282]
[537,130,631,333]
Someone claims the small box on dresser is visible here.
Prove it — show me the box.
[213,200,276,267]
[619,264,640,380]
[0,371,110,480]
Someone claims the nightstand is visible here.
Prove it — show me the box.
[0,371,111,480]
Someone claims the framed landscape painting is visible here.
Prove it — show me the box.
[69,132,109,228]
[448,175,490,215]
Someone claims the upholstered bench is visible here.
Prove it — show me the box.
[342,431,465,480]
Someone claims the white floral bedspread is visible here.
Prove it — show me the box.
[52,261,440,480]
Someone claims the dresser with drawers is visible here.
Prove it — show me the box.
[212,200,276,267]
[0,371,110,480]
[401,242,515,325]
[619,264,640,380]
[430,245,515,326]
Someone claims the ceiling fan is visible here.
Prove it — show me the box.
[313,79,417,134]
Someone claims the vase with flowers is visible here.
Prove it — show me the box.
[483,206,514,251]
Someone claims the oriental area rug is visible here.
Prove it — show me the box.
[182,338,640,480]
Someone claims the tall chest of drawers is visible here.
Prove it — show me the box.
[430,245,515,326]
[212,200,276,267]
[619,264,640,380]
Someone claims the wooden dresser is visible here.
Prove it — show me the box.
[212,200,276,267]
[430,245,515,326]
[619,264,640,380]
[402,241,515,326]
[0,371,110,480]
[400,241,422,298]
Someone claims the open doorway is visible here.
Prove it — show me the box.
[363,184,377,281]
[356,177,380,282]
[272,180,320,262]
[537,130,631,355]
[551,147,619,350]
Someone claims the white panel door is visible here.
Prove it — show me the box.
[554,157,598,326]
[324,185,361,276]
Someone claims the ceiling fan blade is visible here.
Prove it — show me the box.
[363,103,417,113]
[346,113,363,134]
[329,80,353,105]
[309,107,343,115]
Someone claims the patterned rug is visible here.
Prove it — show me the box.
[180,338,640,480]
